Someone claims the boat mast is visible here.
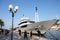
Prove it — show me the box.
[35,7,39,22]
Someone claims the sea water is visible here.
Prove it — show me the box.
[44,29,60,40]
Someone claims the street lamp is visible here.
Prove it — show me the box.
[8,4,19,40]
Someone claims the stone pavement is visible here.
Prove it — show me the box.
[0,32,48,40]
[31,35,48,40]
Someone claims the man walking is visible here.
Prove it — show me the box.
[37,30,41,37]
[24,30,28,40]
[30,31,32,39]
[18,30,21,36]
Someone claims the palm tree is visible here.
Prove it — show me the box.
[0,19,4,29]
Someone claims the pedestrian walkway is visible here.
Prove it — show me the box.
[0,32,48,40]
[30,35,48,40]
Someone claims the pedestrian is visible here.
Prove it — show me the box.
[18,30,21,36]
[37,30,41,37]
[30,31,32,38]
[5,30,7,35]
[5,30,9,36]
[1,29,4,33]
[24,30,28,40]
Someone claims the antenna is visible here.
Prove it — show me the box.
[35,7,38,12]
[35,7,39,22]
[23,14,24,17]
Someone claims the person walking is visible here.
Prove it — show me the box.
[24,30,28,40]
[5,30,9,36]
[18,30,21,36]
[30,31,32,39]
[37,30,41,37]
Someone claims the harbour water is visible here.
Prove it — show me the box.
[44,29,60,40]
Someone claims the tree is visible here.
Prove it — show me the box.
[0,19,4,29]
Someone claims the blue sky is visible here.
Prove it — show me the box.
[0,0,60,29]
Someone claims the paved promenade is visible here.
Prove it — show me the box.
[0,32,48,40]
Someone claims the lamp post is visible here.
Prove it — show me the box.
[8,4,19,40]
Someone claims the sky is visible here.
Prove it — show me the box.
[0,0,60,29]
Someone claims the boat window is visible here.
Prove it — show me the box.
[21,25,27,28]
[19,21,27,25]
[30,21,35,23]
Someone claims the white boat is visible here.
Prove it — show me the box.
[18,16,36,33]
[18,16,58,34]
[14,7,59,34]
[18,16,35,28]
